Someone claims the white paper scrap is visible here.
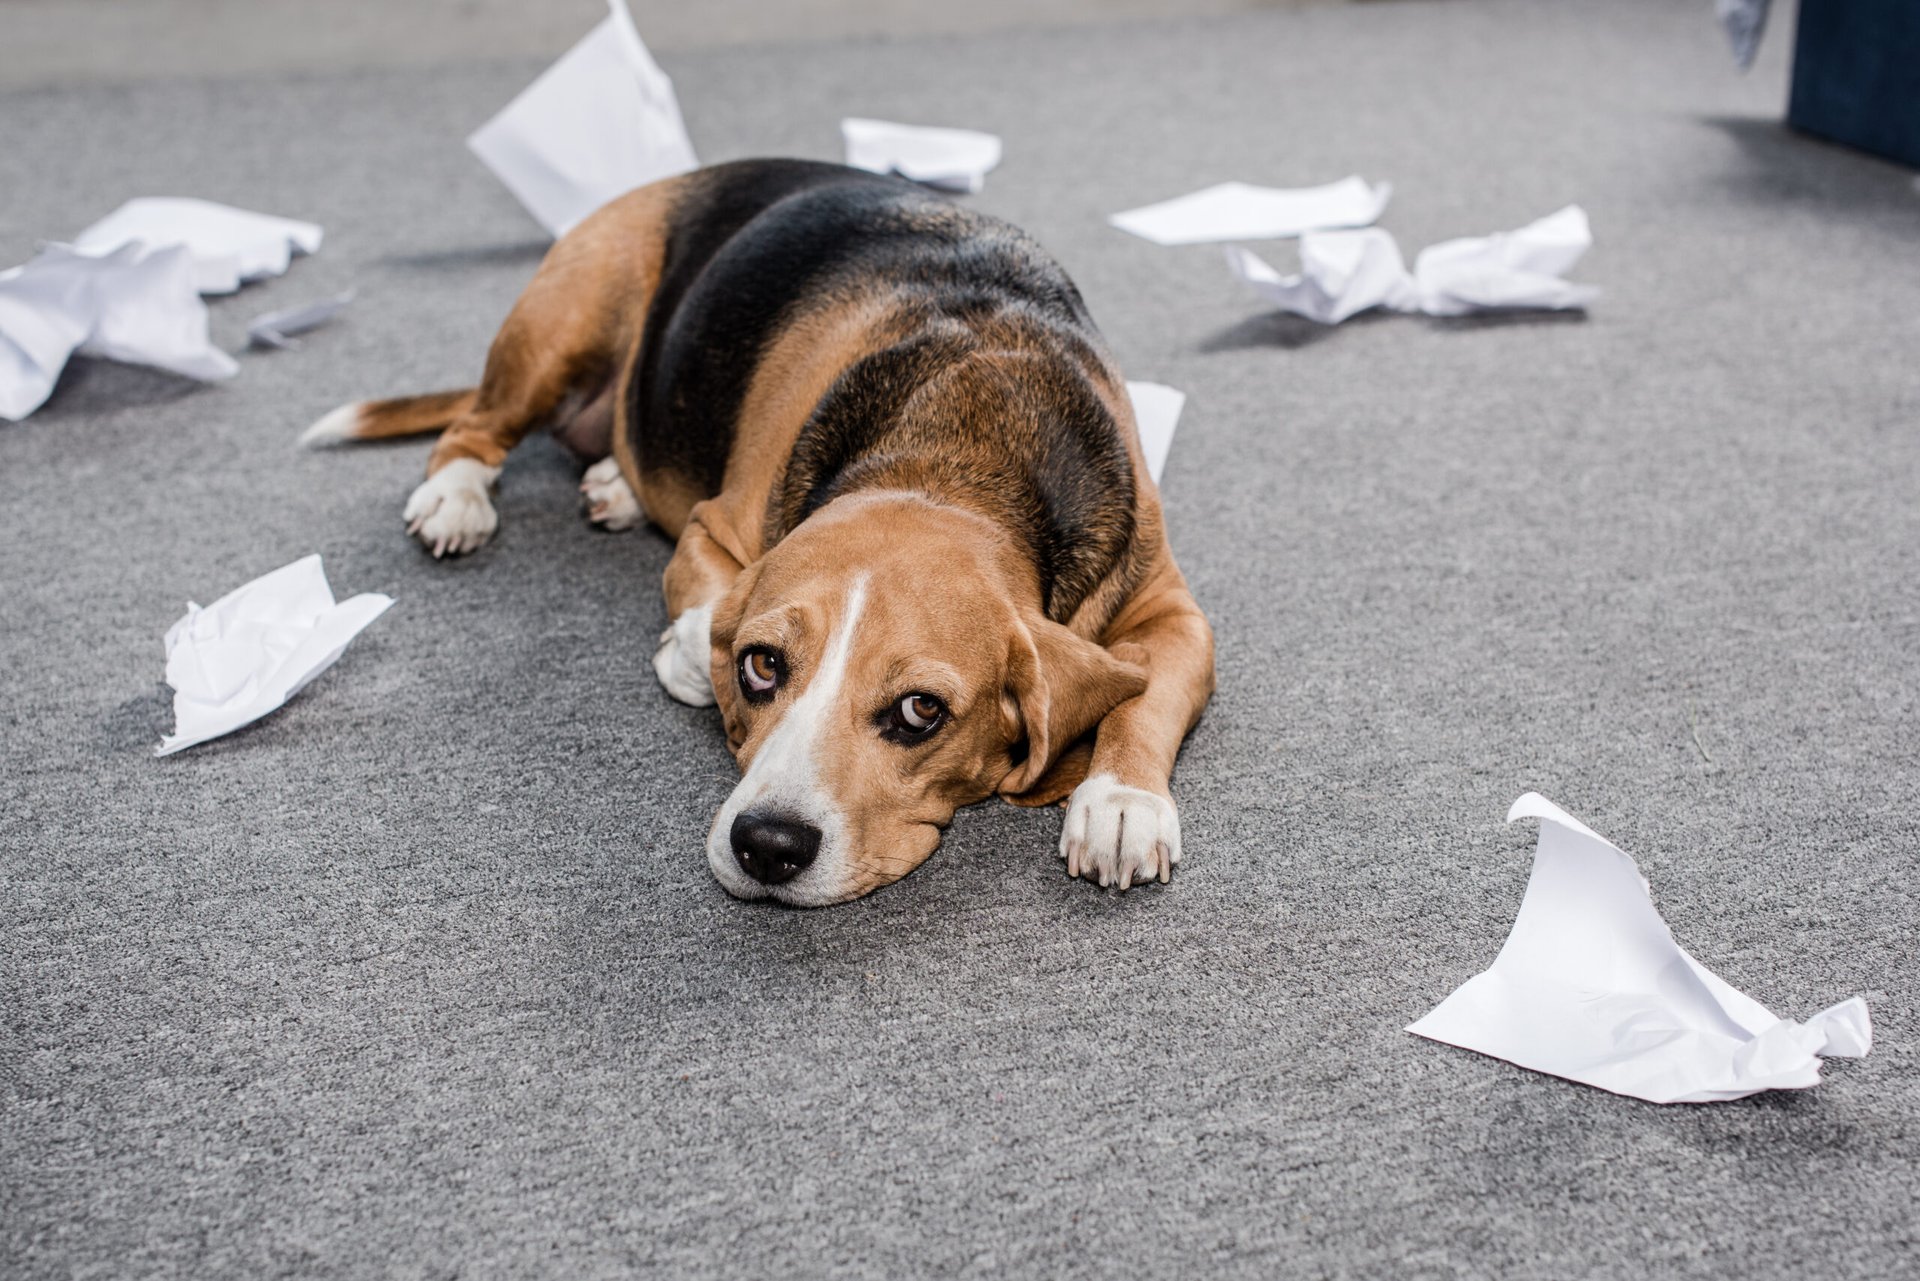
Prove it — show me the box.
[1110,177,1391,246]
[0,242,237,422]
[1410,205,1598,317]
[1227,206,1597,326]
[1408,793,1872,1104]
[841,118,1002,194]
[247,291,355,350]
[74,198,322,295]
[468,0,697,237]
[1224,229,1416,325]
[159,555,394,756]
[1717,0,1773,69]
[1125,381,1184,485]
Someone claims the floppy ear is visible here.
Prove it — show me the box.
[704,561,763,752]
[998,613,1148,802]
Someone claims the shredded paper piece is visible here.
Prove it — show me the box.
[1110,177,1391,246]
[841,118,1002,194]
[1125,380,1184,484]
[1717,0,1773,69]
[74,197,321,295]
[1408,793,1871,1104]
[247,292,355,350]
[0,242,238,422]
[468,0,697,237]
[2,196,326,420]
[1227,205,1597,325]
[159,555,394,756]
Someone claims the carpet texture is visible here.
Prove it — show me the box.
[4,1,1917,1276]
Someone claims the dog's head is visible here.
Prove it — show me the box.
[702,492,1146,905]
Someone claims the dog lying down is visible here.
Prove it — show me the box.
[304,160,1215,905]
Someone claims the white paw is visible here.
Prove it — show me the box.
[1060,773,1180,890]
[653,604,716,706]
[403,458,501,558]
[580,456,643,531]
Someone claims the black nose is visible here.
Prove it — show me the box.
[731,811,822,885]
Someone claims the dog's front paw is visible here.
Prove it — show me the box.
[580,456,643,531]
[403,459,501,558]
[654,604,716,706]
[1060,773,1180,890]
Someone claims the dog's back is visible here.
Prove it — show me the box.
[636,160,1144,623]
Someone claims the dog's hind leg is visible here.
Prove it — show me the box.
[350,183,680,556]
[580,456,644,531]
[402,259,631,557]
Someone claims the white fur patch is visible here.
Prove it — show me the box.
[653,604,715,707]
[1060,773,1180,890]
[298,402,362,447]
[402,458,500,558]
[706,577,868,905]
[580,456,643,531]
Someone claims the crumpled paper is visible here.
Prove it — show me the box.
[1110,176,1391,246]
[1125,380,1185,484]
[0,242,238,422]
[841,118,1002,193]
[468,0,697,237]
[159,554,394,756]
[1408,793,1872,1104]
[1227,205,1598,325]
[74,197,322,295]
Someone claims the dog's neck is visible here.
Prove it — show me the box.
[767,338,1140,623]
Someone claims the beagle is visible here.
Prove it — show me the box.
[304,159,1214,905]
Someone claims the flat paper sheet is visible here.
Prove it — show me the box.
[1227,205,1597,325]
[0,242,237,422]
[73,197,322,295]
[159,554,394,756]
[1125,380,1184,484]
[841,118,1002,193]
[1408,793,1872,1104]
[468,0,697,237]
[1110,177,1391,246]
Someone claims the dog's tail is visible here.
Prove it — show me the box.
[297,388,477,447]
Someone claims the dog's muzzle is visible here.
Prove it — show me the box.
[730,810,822,885]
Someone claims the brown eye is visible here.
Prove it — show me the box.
[889,693,945,737]
[739,648,784,701]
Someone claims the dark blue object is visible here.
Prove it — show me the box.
[1788,0,1920,169]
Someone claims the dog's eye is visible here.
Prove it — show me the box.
[890,693,945,737]
[739,648,785,702]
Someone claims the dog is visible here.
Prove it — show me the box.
[303,159,1214,905]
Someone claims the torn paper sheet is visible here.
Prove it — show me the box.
[1226,206,1597,325]
[248,292,355,350]
[74,197,322,296]
[0,242,237,422]
[1411,205,1598,316]
[1224,230,1416,325]
[1110,177,1390,246]
[1717,0,1773,69]
[1408,793,1871,1104]
[469,0,697,237]
[841,118,1002,194]
[1125,381,1184,485]
[159,555,393,756]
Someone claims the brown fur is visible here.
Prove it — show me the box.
[319,163,1215,901]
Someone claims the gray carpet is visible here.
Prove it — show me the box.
[4,1,1918,1276]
